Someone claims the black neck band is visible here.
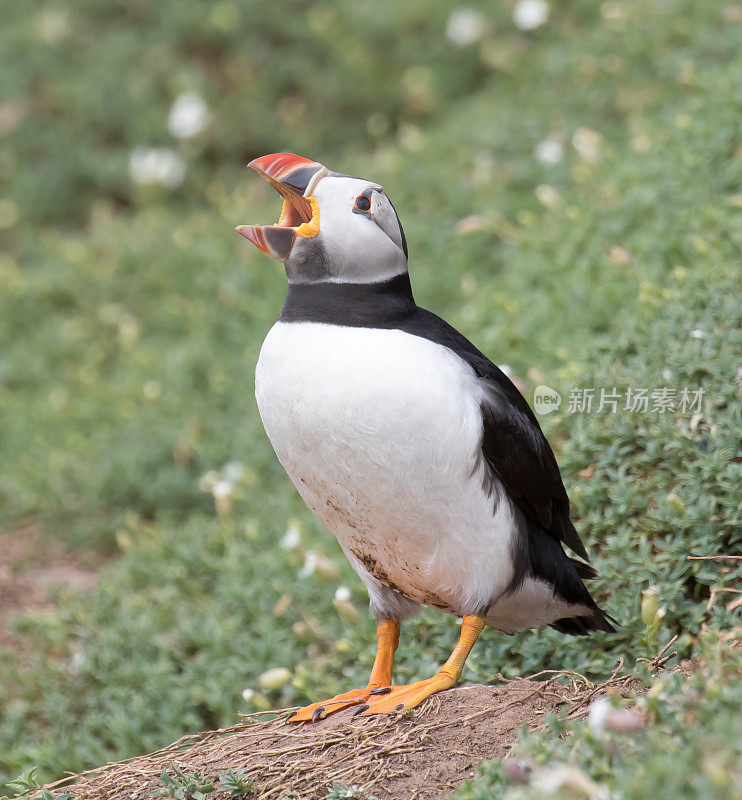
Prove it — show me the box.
[280,272,416,327]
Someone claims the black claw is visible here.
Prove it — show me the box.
[352,704,370,717]
[285,710,298,721]
[369,686,392,696]
[394,703,406,712]
[312,706,326,723]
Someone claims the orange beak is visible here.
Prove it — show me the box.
[236,152,325,261]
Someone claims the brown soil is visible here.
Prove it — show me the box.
[0,520,99,653]
[52,669,638,800]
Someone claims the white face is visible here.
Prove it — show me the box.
[286,175,408,284]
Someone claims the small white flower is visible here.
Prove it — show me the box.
[333,585,358,619]
[589,696,644,735]
[315,555,340,578]
[117,314,139,345]
[36,7,71,44]
[608,245,632,266]
[198,470,220,493]
[661,368,673,381]
[211,480,233,500]
[533,764,607,798]
[588,696,611,734]
[334,586,351,603]
[455,214,489,235]
[69,650,86,675]
[280,522,302,551]
[690,328,707,340]
[167,92,210,139]
[299,551,318,578]
[398,123,426,152]
[223,461,245,483]
[143,380,162,400]
[513,0,550,31]
[240,688,271,711]
[572,127,603,163]
[446,8,489,47]
[211,479,234,516]
[128,147,186,188]
[536,184,561,208]
[535,137,564,164]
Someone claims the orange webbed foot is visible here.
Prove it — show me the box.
[286,616,485,722]
[356,674,454,716]
[357,615,486,716]
[287,685,391,722]
[288,619,401,723]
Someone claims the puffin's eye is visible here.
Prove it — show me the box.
[354,194,371,213]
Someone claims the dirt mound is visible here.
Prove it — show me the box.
[53,670,636,800]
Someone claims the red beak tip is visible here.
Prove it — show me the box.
[235,225,255,241]
[247,152,316,180]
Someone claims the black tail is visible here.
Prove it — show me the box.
[568,557,598,580]
[551,608,616,635]
[507,510,617,636]
[551,558,616,634]
[549,605,618,636]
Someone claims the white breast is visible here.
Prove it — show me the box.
[255,321,515,616]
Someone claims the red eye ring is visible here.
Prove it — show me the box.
[354,194,372,213]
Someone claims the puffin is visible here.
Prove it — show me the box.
[236,152,614,722]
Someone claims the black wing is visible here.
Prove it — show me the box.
[399,308,590,562]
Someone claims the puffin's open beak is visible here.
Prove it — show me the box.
[236,153,325,261]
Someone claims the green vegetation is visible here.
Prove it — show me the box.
[0,768,78,800]
[324,783,377,800]
[150,767,216,800]
[0,0,739,796]
[451,636,741,799]
[216,769,255,799]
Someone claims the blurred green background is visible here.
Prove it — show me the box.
[0,0,739,797]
